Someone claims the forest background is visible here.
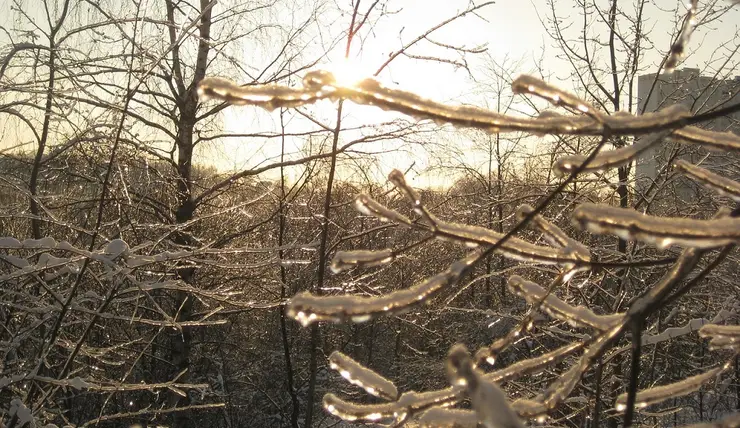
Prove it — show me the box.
[1,0,739,427]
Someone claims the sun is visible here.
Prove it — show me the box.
[325,59,370,87]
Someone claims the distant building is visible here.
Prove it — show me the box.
[635,68,740,206]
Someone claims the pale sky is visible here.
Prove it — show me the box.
[213,0,740,187]
[1,0,739,188]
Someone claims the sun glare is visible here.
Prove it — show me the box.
[326,59,369,87]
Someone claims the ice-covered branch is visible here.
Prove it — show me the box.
[330,249,394,273]
[197,71,740,148]
[446,344,524,428]
[615,364,728,411]
[418,408,480,427]
[286,250,483,326]
[323,389,457,423]
[511,75,604,121]
[572,203,740,249]
[699,324,740,350]
[354,193,412,225]
[328,351,398,400]
[516,204,589,257]
[508,276,622,331]
[554,130,672,177]
[385,171,590,268]
[682,412,740,428]
[486,342,584,383]
[665,0,698,71]
[675,159,740,202]
[323,341,586,424]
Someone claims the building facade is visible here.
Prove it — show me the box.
[635,68,740,208]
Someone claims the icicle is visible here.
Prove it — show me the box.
[512,75,604,121]
[615,366,725,411]
[418,408,480,427]
[508,276,622,331]
[328,351,398,400]
[665,0,698,72]
[516,204,589,257]
[446,344,525,428]
[354,194,411,224]
[674,160,740,202]
[286,251,481,326]
[699,324,740,350]
[572,203,740,249]
[330,249,394,273]
[554,130,673,177]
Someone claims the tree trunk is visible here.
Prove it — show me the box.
[165,1,213,425]
[278,109,300,428]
